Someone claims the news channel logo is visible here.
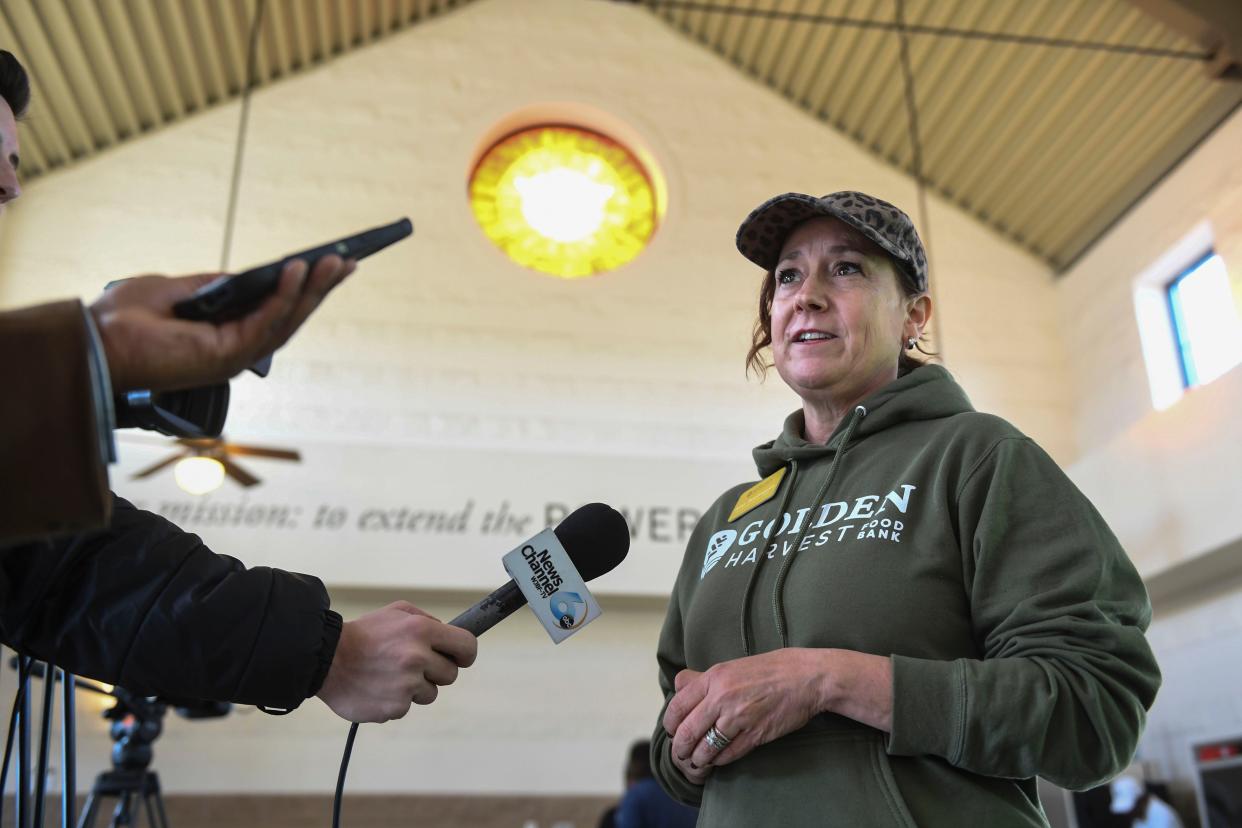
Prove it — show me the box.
[548,591,588,630]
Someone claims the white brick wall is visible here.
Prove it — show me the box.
[1058,107,1242,455]
[1058,92,1242,826]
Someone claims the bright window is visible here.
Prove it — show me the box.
[1167,253,1242,389]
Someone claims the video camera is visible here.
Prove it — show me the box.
[103,686,231,772]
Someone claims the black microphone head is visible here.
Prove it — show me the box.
[553,503,630,582]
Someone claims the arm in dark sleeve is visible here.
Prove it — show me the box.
[0,300,112,541]
[0,496,341,710]
[886,437,1161,790]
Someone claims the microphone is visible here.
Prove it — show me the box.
[448,503,630,636]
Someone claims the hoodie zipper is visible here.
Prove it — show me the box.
[771,405,868,648]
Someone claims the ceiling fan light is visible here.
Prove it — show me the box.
[174,456,225,496]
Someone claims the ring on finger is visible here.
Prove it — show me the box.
[704,725,732,752]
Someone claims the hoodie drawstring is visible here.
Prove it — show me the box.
[739,459,799,657]
[772,405,867,648]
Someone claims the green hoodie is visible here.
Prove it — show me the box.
[651,365,1160,828]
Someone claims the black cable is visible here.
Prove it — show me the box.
[16,657,31,828]
[0,656,34,828]
[60,671,76,828]
[0,665,26,823]
[332,723,359,828]
[619,0,1213,60]
[31,666,55,828]
[0,664,128,828]
[220,0,269,271]
[0,664,121,828]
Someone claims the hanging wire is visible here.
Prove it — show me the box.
[621,0,1213,61]
[893,0,930,263]
[894,0,940,358]
[220,0,269,271]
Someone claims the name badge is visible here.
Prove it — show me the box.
[502,529,602,643]
[728,466,788,523]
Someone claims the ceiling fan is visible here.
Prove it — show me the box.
[129,437,300,489]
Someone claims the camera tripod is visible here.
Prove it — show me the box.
[77,767,169,828]
[4,658,230,828]
[76,696,170,828]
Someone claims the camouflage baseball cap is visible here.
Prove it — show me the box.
[735,191,928,293]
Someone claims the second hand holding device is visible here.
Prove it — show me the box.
[173,217,413,322]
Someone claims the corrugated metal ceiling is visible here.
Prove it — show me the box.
[2,0,1239,271]
[1,0,475,183]
[647,0,1242,271]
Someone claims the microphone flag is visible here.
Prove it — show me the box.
[502,528,603,643]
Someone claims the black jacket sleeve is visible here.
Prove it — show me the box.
[0,496,341,710]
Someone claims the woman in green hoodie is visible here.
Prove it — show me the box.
[651,191,1161,827]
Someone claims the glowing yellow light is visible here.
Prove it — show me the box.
[469,125,659,278]
[174,456,225,495]
[515,169,614,242]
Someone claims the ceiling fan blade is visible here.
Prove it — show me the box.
[179,438,223,451]
[223,446,301,462]
[116,432,182,447]
[220,457,261,487]
[130,453,185,479]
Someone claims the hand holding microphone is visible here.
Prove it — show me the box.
[316,601,478,723]
[317,503,630,724]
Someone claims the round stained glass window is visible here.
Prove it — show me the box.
[468,125,660,278]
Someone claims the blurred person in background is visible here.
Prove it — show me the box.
[1110,774,1183,828]
[599,740,697,828]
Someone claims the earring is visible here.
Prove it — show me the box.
[905,336,917,350]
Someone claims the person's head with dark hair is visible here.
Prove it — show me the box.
[0,50,30,119]
[0,49,26,211]
[625,739,653,787]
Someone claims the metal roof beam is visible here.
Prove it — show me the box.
[1126,0,1242,78]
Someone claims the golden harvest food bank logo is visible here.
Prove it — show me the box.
[701,529,738,578]
[701,485,917,580]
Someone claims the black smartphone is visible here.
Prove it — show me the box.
[172,217,413,322]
